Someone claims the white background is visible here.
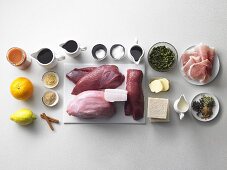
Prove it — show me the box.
[0,0,227,169]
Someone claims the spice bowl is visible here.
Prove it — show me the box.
[92,44,107,61]
[148,42,178,72]
[110,44,125,60]
[42,71,59,89]
[42,90,59,107]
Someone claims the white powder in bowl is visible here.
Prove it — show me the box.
[95,49,106,59]
[112,46,125,60]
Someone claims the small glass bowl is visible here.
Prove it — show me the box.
[148,42,178,72]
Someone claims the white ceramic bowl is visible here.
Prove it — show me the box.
[42,71,59,89]
[42,90,59,107]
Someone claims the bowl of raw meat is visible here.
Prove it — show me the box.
[180,43,220,85]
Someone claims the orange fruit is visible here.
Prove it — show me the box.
[10,77,34,101]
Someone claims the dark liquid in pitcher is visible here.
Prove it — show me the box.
[37,49,53,64]
[130,46,142,61]
[62,40,78,53]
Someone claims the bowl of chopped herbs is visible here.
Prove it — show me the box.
[148,42,178,72]
[191,93,219,122]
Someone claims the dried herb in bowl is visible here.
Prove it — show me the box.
[192,95,215,119]
[148,45,175,72]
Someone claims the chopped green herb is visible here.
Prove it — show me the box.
[148,46,175,72]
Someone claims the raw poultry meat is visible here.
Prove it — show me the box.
[66,67,96,84]
[181,43,216,83]
[125,69,144,120]
[71,65,125,95]
[67,91,115,119]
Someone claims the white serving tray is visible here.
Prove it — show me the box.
[63,63,146,124]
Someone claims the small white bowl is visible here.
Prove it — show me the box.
[110,44,125,60]
[92,44,107,61]
[42,71,59,89]
[42,90,59,107]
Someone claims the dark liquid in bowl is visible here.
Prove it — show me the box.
[130,46,142,61]
[62,40,78,53]
[37,49,53,64]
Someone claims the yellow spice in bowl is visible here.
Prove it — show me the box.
[42,91,57,106]
[42,72,58,88]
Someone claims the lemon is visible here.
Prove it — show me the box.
[10,108,36,125]
[10,77,34,101]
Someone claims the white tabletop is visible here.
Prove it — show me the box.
[0,0,227,169]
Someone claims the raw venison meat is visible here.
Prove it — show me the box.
[125,69,144,120]
[66,67,96,84]
[181,43,216,83]
[67,91,115,119]
[71,65,125,95]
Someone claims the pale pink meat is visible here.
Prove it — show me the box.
[196,44,215,63]
[188,59,212,83]
[181,44,215,83]
[189,63,209,83]
[67,91,115,119]
[182,57,196,74]
[181,50,198,66]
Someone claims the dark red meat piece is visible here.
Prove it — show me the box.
[71,65,125,95]
[124,69,144,120]
[66,67,96,84]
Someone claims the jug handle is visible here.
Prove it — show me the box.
[80,46,87,51]
[56,55,65,61]
[134,37,138,44]
[179,113,185,120]
[30,53,38,61]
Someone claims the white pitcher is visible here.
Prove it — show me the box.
[31,48,65,69]
[127,38,144,65]
[60,40,87,57]
[174,95,189,120]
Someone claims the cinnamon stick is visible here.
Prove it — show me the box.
[40,114,59,123]
[40,113,54,131]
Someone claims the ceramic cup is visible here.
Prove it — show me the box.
[31,48,65,69]
[60,40,87,57]
[110,44,125,60]
[128,38,144,65]
[92,44,107,61]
